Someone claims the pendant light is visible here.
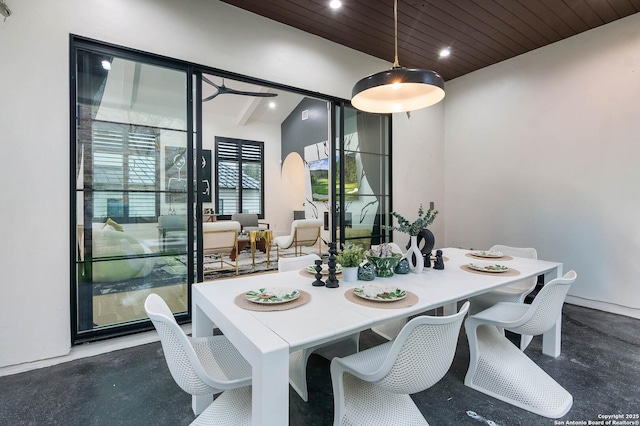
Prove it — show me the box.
[351,0,445,114]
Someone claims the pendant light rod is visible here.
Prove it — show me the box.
[350,0,445,113]
[393,0,399,67]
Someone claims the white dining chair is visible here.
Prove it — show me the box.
[468,244,538,349]
[277,254,360,402]
[277,253,321,272]
[330,302,470,426]
[464,271,577,419]
[144,293,252,425]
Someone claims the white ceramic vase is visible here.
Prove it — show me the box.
[407,235,424,273]
[342,266,359,282]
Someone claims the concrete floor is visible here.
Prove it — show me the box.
[1,303,638,426]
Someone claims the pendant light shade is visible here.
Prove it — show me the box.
[351,0,445,114]
[351,67,444,113]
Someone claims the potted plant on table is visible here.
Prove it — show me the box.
[336,243,366,282]
[382,204,439,274]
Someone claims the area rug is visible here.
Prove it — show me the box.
[92,246,314,295]
[203,248,278,280]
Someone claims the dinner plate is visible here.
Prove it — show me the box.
[245,287,300,304]
[468,263,509,273]
[305,264,343,275]
[353,284,407,302]
[470,250,504,258]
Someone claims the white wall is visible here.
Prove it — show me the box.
[443,13,640,319]
[201,115,295,236]
[0,0,392,368]
[391,106,446,247]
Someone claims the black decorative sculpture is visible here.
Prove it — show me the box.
[433,249,445,270]
[312,259,325,286]
[326,242,340,288]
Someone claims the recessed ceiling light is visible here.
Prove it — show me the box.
[101,60,111,70]
[268,101,276,109]
[439,48,451,58]
[329,0,342,9]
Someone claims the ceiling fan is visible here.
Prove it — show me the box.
[202,76,277,101]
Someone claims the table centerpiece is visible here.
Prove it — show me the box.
[382,204,439,273]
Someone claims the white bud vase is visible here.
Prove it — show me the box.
[407,235,424,273]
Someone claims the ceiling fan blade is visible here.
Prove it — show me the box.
[223,89,277,98]
[202,93,219,102]
[201,75,217,88]
[201,76,278,101]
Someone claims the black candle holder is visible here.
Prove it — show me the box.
[312,259,325,286]
[326,242,340,288]
[423,251,432,268]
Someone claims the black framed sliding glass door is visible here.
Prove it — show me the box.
[71,36,196,343]
[333,103,392,249]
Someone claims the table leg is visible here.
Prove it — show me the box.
[442,302,457,316]
[192,303,214,415]
[542,313,562,358]
[251,239,256,266]
[541,265,564,358]
[251,346,289,425]
[266,241,270,268]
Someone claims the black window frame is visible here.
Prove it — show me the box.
[214,136,265,219]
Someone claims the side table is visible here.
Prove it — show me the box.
[250,229,273,267]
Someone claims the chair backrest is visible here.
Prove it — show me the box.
[158,214,187,230]
[278,253,321,272]
[203,221,241,253]
[508,270,577,336]
[490,244,538,294]
[231,213,259,228]
[374,301,470,394]
[292,219,322,246]
[144,293,220,396]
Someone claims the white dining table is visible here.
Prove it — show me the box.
[192,247,563,426]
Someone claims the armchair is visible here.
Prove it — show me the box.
[202,221,241,275]
[231,213,269,233]
[273,219,322,258]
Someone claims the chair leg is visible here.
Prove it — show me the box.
[520,334,533,350]
[234,241,239,275]
[289,349,313,402]
[290,334,359,403]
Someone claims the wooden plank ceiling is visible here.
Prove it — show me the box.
[220,0,640,81]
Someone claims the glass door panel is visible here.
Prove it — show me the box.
[335,104,391,250]
[73,44,192,340]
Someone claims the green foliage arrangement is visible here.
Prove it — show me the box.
[336,243,367,267]
[383,204,439,237]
